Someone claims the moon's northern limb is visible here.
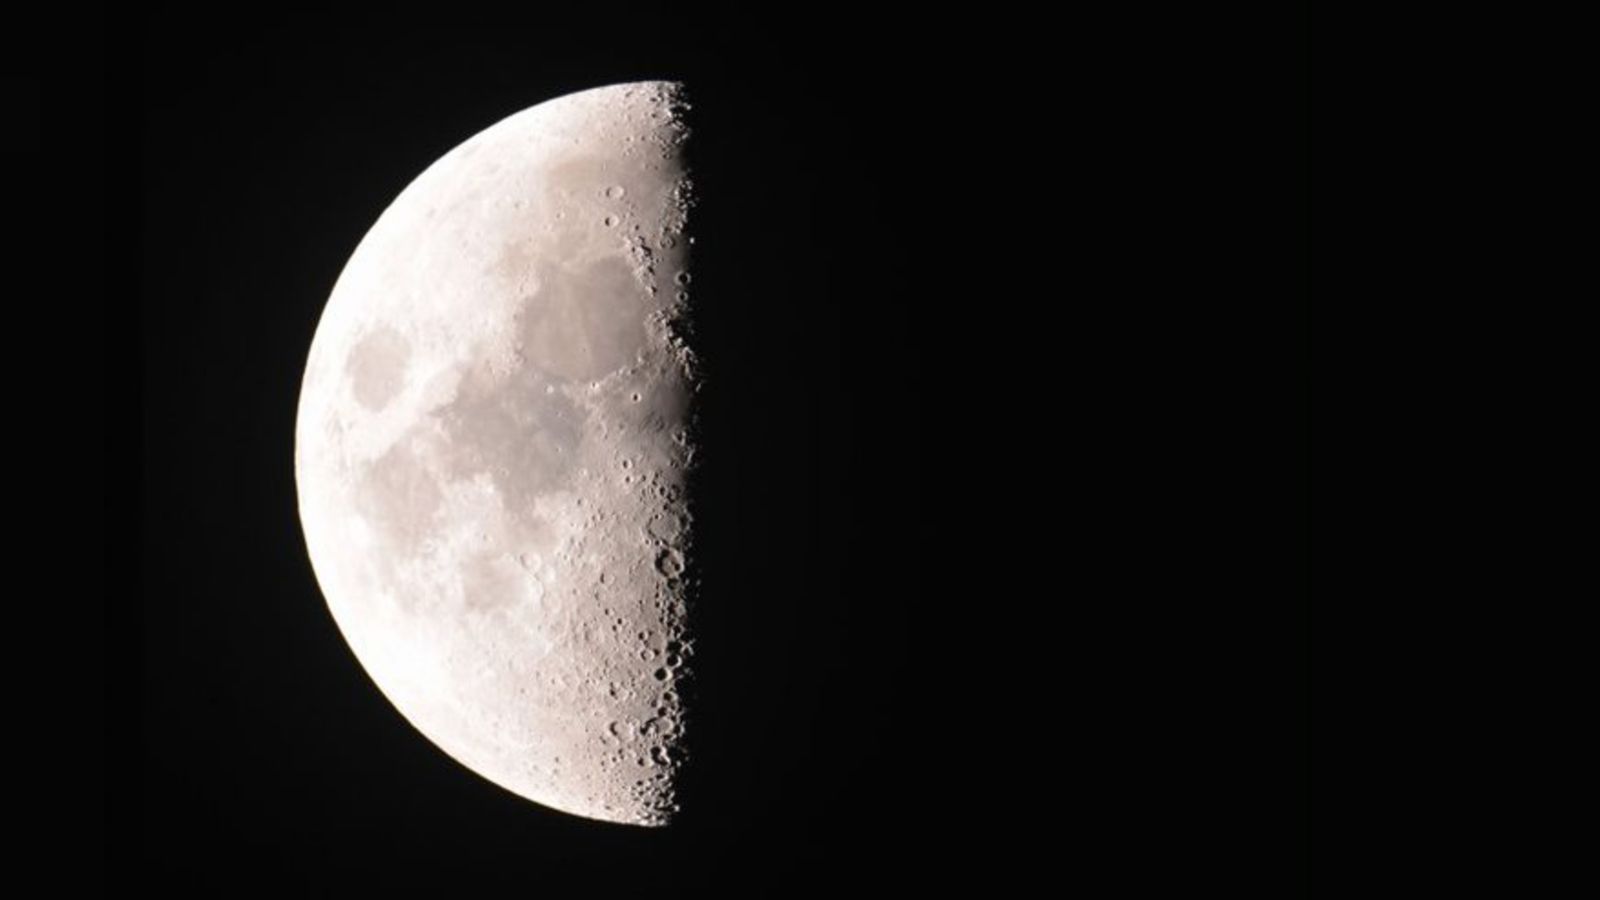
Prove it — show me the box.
[294,82,697,826]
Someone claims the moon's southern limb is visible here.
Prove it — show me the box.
[294,82,697,826]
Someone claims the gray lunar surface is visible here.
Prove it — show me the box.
[294,81,697,826]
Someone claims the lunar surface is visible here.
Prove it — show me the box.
[295,81,697,826]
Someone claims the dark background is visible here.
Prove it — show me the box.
[106,10,932,893]
[3,5,1309,892]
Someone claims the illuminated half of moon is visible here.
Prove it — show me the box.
[294,81,697,826]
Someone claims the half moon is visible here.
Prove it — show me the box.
[294,81,697,826]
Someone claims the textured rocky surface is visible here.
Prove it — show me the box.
[296,81,697,825]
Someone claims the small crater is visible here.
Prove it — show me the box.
[647,514,684,544]
[654,548,685,578]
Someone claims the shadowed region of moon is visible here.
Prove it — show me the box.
[295,81,698,826]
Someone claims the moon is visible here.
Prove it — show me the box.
[294,81,698,826]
